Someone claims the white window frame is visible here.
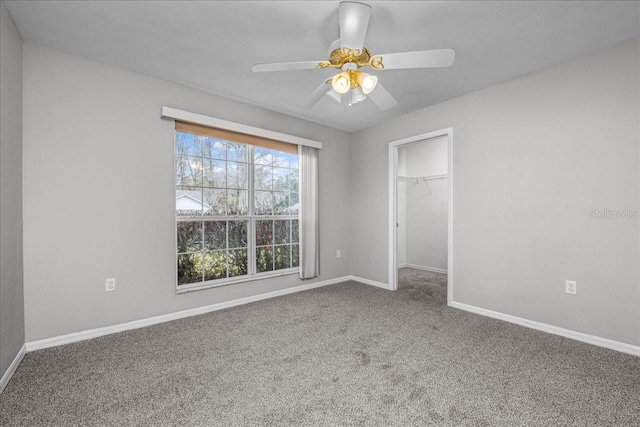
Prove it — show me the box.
[175,140,301,293]
[165,106,321,294]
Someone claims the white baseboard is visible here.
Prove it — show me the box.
[0,343,26,395]
[26,276,351,352]
[402,264,448,274]
[25,275,635,359]
[450,301,640,357]
[349,275,393,290]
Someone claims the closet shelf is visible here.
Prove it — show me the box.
[397,174,448,184]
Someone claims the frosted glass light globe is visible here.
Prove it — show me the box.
[359,73,378,94]
[331,72,351,94]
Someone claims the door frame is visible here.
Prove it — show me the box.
[387,128,453,305]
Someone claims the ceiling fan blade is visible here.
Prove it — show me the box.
[339,2,371,50]
[367,83,397,111]
[371,49,455,70]
[306,78,332,109]
[252,61,325,72]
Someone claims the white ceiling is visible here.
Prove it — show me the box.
[6,1,640,132]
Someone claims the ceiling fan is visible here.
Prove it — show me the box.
[252,1,455,111]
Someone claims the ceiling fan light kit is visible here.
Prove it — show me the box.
[358,72,378,94]
[331,71,351,94]
[252,1,455,111]
[349,86,367,107]
[329,69,377,106]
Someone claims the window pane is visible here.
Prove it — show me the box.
[227,189,248,216]
[275,245,291,270]
[256,220,273,246]
[177,253,202,285]
[175,155,203,187]
[227,162,248,189]
[228,220,248,248]
[289,153,299,170]
[203,138,226,160]
[227,142,247,162]
[176,187,203,217]
[288,170,299,192]
[176,132,202,157]
[292,220,299,243]
[177,221,202,253]
[292,244,299,268]
[203,158,226,188]
[254,147,273,165]
[204,221,226,250]
[204,251,227,281]
[228,249,248,277]
[273,167,289,192]
[203,188,226,216]
[287,193,299,215]
[273,152,288,168]
[273,192,287,215]
[256,247,274,273]
[254,165,272,190]
[254,191,272,215]
[274,220,290,244]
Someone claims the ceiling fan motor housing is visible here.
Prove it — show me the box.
[330,47,372,68]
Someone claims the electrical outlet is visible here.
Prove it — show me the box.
[336,250,342,258]
[565,280,576,295]
[106,278,116,292]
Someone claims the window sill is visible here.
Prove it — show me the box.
[175,268,300,294]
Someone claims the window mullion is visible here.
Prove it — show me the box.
[200,147,205,283]
[248,145,256,275]
[225,220,229,279]
[201,219,205,283]
[225,150,229,279]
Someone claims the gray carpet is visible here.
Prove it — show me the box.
[1,268,639,426]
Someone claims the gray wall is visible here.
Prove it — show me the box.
[350,38,640,346]
[15,32,640,349]
[0,0,25,377]
[398,137,448,270]
[22,42,351,342]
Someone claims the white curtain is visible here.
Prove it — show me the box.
[299,145,320,279]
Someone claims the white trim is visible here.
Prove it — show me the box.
[161,106,323,149]
[388,142,397,289]
[26,276,349,352]
[450,301,640,357]
[20,271,637,363]
[0,343,26,395]
[401,264,448,274]
[446,130,454,306]
[349,275,393,290]
[388,128,453,306]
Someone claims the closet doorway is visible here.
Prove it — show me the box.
[388,129,453,305]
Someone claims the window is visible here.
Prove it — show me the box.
[175,123,299,290]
